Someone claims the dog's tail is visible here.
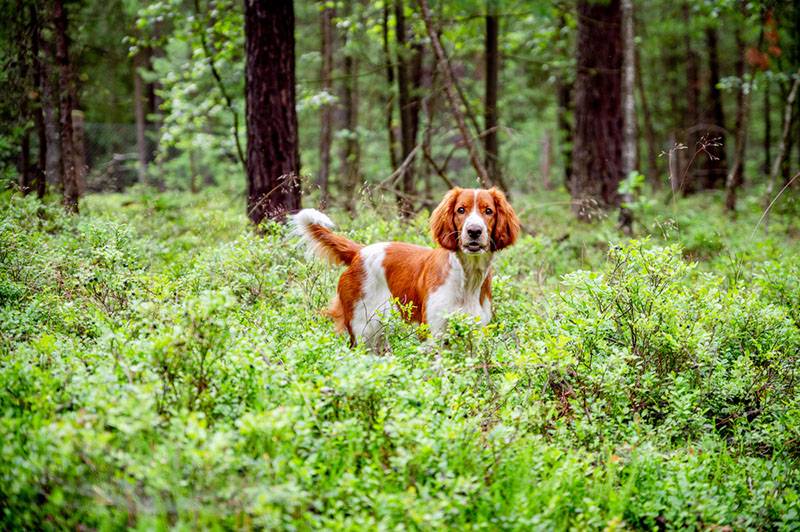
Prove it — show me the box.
[290,209,362,266]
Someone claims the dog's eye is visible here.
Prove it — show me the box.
[457,207,466,214]
[485,208,493,215]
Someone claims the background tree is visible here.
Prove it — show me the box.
[570,0,623,220]
[244,0,301,224]
[53,0,79,212]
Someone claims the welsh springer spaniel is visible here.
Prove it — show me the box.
[292,187,520,347]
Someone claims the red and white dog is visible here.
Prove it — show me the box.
[292,187,520,347]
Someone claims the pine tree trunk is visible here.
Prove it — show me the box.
[244,0,301,224]
[30,3,46,198]
[134,51,149,184]
[763,80,771,174]
[382,2,399,173]
[702,26,728,189]
[342,52,360,214]
[725,29,751,212]
[395,0,423,218]
[571,0,623,220]
[53,0,79,213]
[318,1,334,208]
[681,3,700,195]
[484,1,501,185]
[619,0,635,234]
[634,45,659,187]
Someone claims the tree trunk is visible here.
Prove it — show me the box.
[763,78,771,175]
[382,1,399,173]
[555,14,574,191]
[244,0,301,224]
[702,26,728,189]
[318,1,334,208]
[634,45,659,187]
[768,70,800,202]
[681,3,700,195]
[619,0,635,234]
[19,131,31,195]
[134,50,149,184]
[570,0,623,220]
[30,2,46,198]
[725,29,751,212]
[395,0,423,217]
[419,0,491,187]
[484,0,501,185]
[72,109,86,194]
[317,1,334,208]
[53,0,79,213]
[540,131,553,190]
[342,50,360,214]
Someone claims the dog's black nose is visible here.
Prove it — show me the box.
[467,227,482,239]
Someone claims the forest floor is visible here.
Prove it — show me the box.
[2,185,800,529]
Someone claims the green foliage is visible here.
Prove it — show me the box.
[1,187,799,529]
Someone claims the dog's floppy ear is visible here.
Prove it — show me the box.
[430,188,461,250]
[489,187,520,251]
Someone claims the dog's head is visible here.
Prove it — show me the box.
[430,187,520,254]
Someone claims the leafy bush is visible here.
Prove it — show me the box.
[1,188,799,529]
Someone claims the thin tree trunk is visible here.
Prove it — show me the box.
[72,109,86,194]
[19,131,31,194]
[42,58,61,190]
[382,2,399,172]
[342,52,361,214]
[619,0,635,234]
[53,0,79,213]
[540,131,553,190]
[244,0,301,224]
[725,29,751,212]
[763,73,771,175]
[484,0,501,185]
[395,0,423,217]
[189,149,198,193]
[30,3,47,198]
[134,51,149,183]
[418,0,490,187]
[571,0,623,220]
[318,1,334,208]
[703,26,728,188]
[681,3,700,195]
[768,70,800,202]
[555,14,574,190]
[634,45,658,187]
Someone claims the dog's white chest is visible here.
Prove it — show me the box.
[425,253,492,334]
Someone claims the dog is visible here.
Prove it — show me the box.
[292,187,520,348]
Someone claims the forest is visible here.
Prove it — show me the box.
[1,0,800,529]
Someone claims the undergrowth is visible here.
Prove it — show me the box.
[1,186,799,530]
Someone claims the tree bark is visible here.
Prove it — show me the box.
[768,70,800,202]
[318,1,334,208]
[554,14,574,191]
[244,0,301,224]
[703,26,728,189]
[763,79,771,175]
[619,0,635,234]
[342,47,360,214]
[725,29,751,212]
[53,0,79,213]
[634,44,658,187]
[570,0,623,220]
[29,2,46,198]
[134,50,149,184]
[484,0,501,185]
[419,0,491,188]
[395,0,423,217]
[681,3,700,195]
[382,2,400,173]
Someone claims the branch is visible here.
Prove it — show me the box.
[418,0,491,188]
[193,0,246,172]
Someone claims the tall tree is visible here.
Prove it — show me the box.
[382,2,400,173]
[484,0,501,185]
[244,0,301,224]
[395,0,423,217]
[555,12,574,190]
[53,0,79,212]
[133,48,151,184]
[318,1,335,208]
[619,0,635,234]
[725,27,751,211]
[31,3,46,199]
[703,26,728,188]
[570,0,623,220]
